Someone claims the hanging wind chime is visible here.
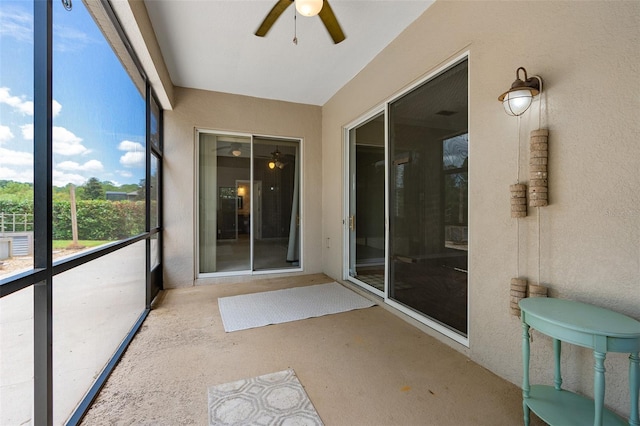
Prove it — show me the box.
[499,67,550,316]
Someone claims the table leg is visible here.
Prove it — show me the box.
[554,338,562,390]
[630,352,639,426]
[594,351,606,426]
[522,321,531,426]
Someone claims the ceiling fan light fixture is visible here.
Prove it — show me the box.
[231,148,242,157]
[268,160,276,169]
[295,0,323,17]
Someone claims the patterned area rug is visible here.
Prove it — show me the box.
[218,282,375,332]
[208,369,323,426]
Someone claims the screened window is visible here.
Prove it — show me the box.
[0,0,163,423]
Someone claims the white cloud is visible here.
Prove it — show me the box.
[20,124,90,156]
[53,169,86,187]
[0,147,33,166]
[118,170,133,178]
[54,25,93,53]
[0,146,34,182]
[118,140,145,168]
[119,151,145,168]
[57,159,103,172]
[0,166,33,183]
[0,125,14,143]
[54,126,89,155]
[52,100,62,117]
[0,7,33,43]
[20,123,33,140]
[0,87,33,115]
[0,88,61,116]
[118,140,144,152]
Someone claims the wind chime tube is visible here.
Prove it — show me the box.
[510,183,527,218]
[510,277,527,316]
[529,129,549,207]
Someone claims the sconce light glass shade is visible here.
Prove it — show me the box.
[498,67,541,116]
[295,0,323,17]
[501,89,534,116]
[231,149,242,157]
[268,161,276,169]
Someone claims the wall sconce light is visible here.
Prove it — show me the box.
[295,0,323,17]
[498,67,542,116]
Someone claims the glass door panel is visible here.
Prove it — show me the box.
[347,113,386,293]
[388,59,468,335]
[199,133,300,274]
[253,138,300,271]
[199,134,251,273]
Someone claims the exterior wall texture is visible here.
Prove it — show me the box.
[163,88,323,287]
[321,0,639,418]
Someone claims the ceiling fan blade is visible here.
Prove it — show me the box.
[255,0,293,37]
[318,0,346,44]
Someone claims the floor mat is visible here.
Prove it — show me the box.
[208,369,323,426]
[218,282,375,332]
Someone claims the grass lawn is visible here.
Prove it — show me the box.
[53,240,112,250]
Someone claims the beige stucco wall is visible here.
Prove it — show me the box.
[163,88,323,287]
[322,0,639,418]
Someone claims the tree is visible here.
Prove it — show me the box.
[136,178,146,201]
[0,181,34,202]
[82,177,105,200]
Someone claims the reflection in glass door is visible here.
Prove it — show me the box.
[198,132,300,275]
[199,134,251,273]
[388,59,468,336]
[253,138,300,271]
[347,113,386,294]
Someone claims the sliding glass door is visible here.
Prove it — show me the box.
[389,59,468,336]
[347,113,386,294]
[198,132,300,275]
[345,57,468,341]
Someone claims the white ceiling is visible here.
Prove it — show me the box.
[143,0,434,106]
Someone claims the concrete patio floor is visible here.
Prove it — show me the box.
[80,273,544,425]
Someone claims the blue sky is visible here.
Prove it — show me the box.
[0,0,146,187]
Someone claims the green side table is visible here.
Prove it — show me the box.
[519,297,640,426]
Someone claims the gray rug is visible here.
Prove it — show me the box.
[208,369,323,426]
[218,282,375,332]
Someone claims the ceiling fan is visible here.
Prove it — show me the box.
[215,143,243,157]
[255,0,346,44]
[254,147,294,169]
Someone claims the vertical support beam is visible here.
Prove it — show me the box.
[33,0,53,424]
[145,83,151,309]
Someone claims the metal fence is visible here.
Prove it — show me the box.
[0,212,34,233]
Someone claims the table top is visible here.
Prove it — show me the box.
[519,298,640,339]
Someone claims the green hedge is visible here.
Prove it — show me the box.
[1,199,145,240]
